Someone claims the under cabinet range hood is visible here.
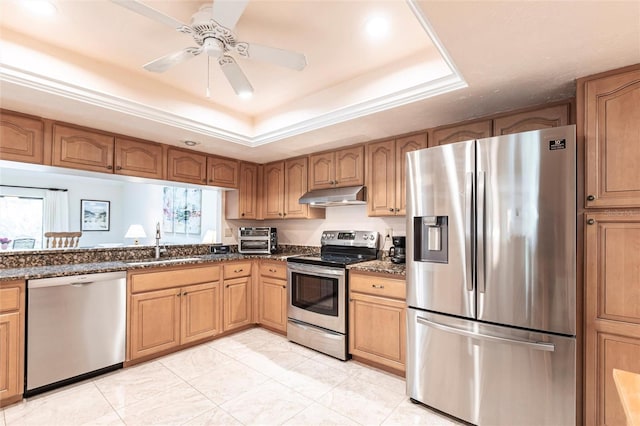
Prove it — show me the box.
[299,186,366,207]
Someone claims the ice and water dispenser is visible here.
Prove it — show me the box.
[413,216,448,263]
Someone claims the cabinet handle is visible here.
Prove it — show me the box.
[587,195,595,201]
[241,213,245,217]
[283,212,287,217]
[372,284,385,289]
[282,285,286,289]
[226,284,230,288]
[183,291,188,296]
[269,268,277,273]
[278,213,283,217]
[177,293,181,297]
[116,165,122,170]
[389,208,394,212]
[234,269,244,273]
[587,219,595,225]
[106,165,113,170]
[395,208,400,212]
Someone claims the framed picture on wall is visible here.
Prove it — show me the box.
[81,199,110,231]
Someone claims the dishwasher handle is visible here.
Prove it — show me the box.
[28,271,126,289]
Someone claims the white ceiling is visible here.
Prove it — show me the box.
[1,0,639,163]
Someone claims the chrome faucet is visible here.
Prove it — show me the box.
[155,222,163,259]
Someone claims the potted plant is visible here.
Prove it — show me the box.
[0,237,11,250]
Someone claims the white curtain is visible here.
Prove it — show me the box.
[44,190,69,232]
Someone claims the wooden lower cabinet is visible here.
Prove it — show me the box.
[128,265,221,361]
[348,272,406,374]
[258,261,287,333]
[0,281,25,407]
[585,212,640,425]
[223,262,253,332]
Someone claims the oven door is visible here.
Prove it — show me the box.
[287,262,346,333]
[239,239,270,254]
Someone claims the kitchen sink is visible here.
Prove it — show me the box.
[125,257,202,266]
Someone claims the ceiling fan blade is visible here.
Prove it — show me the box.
[110,0,188,30]
[218,56,254,97]
[211,0,249,30]
[143,48,201,73]
[235,43,307,71]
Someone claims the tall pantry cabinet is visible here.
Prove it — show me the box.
[580,64,640,426]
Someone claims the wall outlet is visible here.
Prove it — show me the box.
[385,228,393,239]
[224,227,233,238]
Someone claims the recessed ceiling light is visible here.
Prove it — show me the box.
[183,140,199,147]
[365,15,390,40]
[20,0,58,16]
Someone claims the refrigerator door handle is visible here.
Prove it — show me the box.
[477,171,486,294]
[416,316,556,352]
[465,172,474,292]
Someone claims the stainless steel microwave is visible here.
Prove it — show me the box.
[238,227,277,254]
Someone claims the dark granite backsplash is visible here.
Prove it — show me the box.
[0,244,318,269]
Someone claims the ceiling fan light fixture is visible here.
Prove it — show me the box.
[21,0,58,16]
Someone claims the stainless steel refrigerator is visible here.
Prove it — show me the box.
[406,125,577,426]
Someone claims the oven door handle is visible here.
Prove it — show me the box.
[287,262,346,277]
[287,319,344,339]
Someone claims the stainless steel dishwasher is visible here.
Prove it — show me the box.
[26,271,126,396]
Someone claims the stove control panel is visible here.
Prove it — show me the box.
[321,230,379,248]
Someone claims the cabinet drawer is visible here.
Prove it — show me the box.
[130,265,221,293]
[259,261,287,279]
[0,286,21,313]
[224,262,252,279]
[350,273,406,300]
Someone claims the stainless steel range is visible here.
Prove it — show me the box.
[287,230,378,360]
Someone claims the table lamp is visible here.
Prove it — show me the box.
[125,224,146,245]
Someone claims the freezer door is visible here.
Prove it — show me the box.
[476,126,576,335]
[407,309,576,426]
[406,141,475,318]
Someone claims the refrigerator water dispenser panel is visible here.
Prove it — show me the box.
[414,216,448,263]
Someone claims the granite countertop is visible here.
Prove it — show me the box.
[348,259,406,276]
[0,252,295,281]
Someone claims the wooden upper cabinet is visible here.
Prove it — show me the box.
[0,110,45,165]
[285,157,323,219]
[581,66,640,208]
[207,156,239,189]
[166,147,207,185]
[309,145,364,190]
[367,139,396,216]
[114,137,164,180]
[493,103,570,136]
[52,123,114,173]
[395,134,427,214]
[263,161,285,219]
[429,119,492,147]
[225,161,260,220]
[367,133,427,216]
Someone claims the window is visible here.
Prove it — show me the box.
[0,195,44,249]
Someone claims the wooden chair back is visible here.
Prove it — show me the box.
[44,232,82,249]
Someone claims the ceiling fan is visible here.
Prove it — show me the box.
[110,0,307,98]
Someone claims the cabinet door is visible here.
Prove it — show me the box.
[0,312,21,403]
[395,133,427,215]
[585,213,640,426]
[263,161,285,219]
[167,148,207,185]
[130,288,181,360]
[207,156,239,189]
[114,137,164,180]
[223,277,251,331]
[52,124,114,173]
[367,139,396,217]
[259,277,287,333]
[583,68,640,208]
[284,157,322,219]
[0,111,44,165]
[493,103,569,136]
[429,120,492,147]
[335,145,364,187]
[239,162,259,219]
[181,282,221,345]
[308,151,335,190]
[349,292,406,372]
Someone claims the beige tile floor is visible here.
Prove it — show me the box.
[1,328,460,425]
